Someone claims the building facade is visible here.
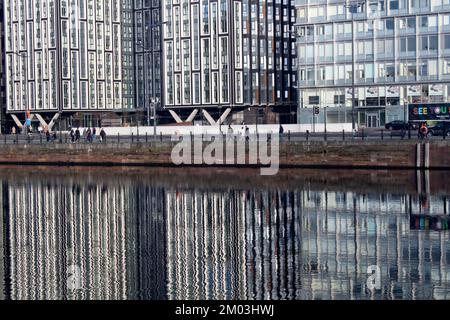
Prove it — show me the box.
[296,0,450,128]
[0,4,5,132]
[162,0,298,124]
[134,0,163,115]
[3,0,135,128]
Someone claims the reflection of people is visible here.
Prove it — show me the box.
[419,194,430,216]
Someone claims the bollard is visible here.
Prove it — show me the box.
[4,134,6,145]
[288,130,291,142]
[131,132,134,142]
[160,132,163,142]
[342,129,345,141]
[362,129,365,141]
[146,132,148,143]
[118,132,120,143]
[306,130,309,141]
[137,131,139,142]
[381,129,384,140]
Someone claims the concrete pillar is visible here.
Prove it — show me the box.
[10,115,24,129]
[168,110,183,123]
[169,109,199,123]
[202,108,232,125]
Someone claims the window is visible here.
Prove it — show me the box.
[389,0,399,9]
[444,34,450,49]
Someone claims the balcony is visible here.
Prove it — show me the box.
[315,79,335,86]
[335,55,352,63]
[334,79,352,86]
[375,77,394,84]
[374,29,394,37]
[355,78,375,84]
[355,54,374,62]
[297,35,314,43]
[417,50,438,58]
[316,56,334,63]
[398,51,416,59]
[397,28,416,36]
[418,75,439,81]
[299,80,315,87]
[396,75,417,82]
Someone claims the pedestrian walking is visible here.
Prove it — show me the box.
[419,122,428,140]
[100,128,106,143]
[227,125,233,141]
[245,126,250,142]
[86,128,92,143]
[70,129,75,143]
[92,127,97,142]
[75,128,80,142]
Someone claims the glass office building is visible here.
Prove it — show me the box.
[296,0,450,128]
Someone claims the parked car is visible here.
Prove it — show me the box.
[427,122,450,137]
[385,120,413,130]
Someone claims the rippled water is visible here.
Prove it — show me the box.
[0,167,449,300]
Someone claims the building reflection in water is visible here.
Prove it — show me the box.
[1,176,449,300]
[2,181,166,300]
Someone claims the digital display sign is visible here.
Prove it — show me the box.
[409,103,450,121]
[410,214,450,231]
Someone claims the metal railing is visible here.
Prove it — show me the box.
[1,128,449,146]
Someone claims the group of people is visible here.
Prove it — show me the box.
[226,125,251,141]
[69,127,107,143]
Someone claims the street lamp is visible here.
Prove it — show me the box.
[150,97,159,140]
[135,38,151,127]
[345,0,367,132]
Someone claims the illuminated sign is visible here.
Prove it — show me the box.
[409,103,450,121]
[410,214,450,231]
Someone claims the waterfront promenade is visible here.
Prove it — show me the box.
[1,136,450,169]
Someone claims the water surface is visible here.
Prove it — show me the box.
[0,167,449,300]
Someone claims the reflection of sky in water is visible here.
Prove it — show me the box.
[0,176,449,300]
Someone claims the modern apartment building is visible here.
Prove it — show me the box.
[3,0,135,129]
[162,0,298,124]
[134,0,163,117]
[296,0,450,128]
[0,4,5,132]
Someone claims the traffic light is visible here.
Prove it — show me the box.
[314,106,320,115]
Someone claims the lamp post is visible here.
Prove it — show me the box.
[345,0,367,132]
[151,97,159,140]
[403,98,408,123]
[135,38,151,127]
